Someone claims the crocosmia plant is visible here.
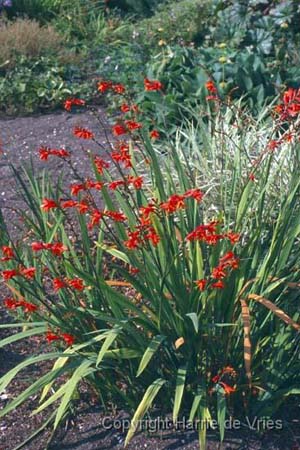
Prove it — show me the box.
[1,80,300,449]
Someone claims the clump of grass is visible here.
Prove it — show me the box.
[0,18,66,69]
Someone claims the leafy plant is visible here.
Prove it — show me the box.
[7,0,63,21]
[0,56,91,115]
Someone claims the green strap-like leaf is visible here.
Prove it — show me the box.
[136,335,165,377]
[186,313,199,333]
[0,326,47,349]
[217,390,226,442]
[189,393,202,422]
[173,365,187,423]
[54,360,95,429]
[0,366,71,418]
[125,378,166,446]
[0,352,63,394]
[94,242,130,264]
[96,324,123,367]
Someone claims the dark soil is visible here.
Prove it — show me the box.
[0,111,299,450]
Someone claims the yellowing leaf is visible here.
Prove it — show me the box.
[175,337,185,349]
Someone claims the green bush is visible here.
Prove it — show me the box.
[0,56,91,115]
[121,0,214,51]
[107,0,166,16]
[7,0,63,21]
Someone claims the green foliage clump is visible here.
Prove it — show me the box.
[122,0,214,50]
[7,0,63,21]
[107,0,166,16]
[0,56,92,115]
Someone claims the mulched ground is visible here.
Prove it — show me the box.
[0,110,299,450]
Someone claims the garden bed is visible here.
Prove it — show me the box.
[1,110,300,450]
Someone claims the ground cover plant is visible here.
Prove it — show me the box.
[0,80,300,449]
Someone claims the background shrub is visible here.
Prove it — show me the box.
[0,18,66,69]
[0,56,92,115]
[7,0,63,21]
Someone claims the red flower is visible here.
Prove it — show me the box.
[64,98,85,111]
[275,87,300,120]
[184,189,203,202]
[108,180,126,190]
[144,78,163,91]
[61,200,78,208]
[111,146,132,168]
[88,209,103,229]
[225,232,240,244]
[161,194,185,214]
[68,278,84,291]
[41,198,59,211]
[283,88,300,105]
[97,80,113,93]
[53,278,65,291]
[211,280,225,289]
[249,173,256,182]
[145,228,160,246]
[2,246,15,259]
[31,242,46,252]
[195,279,207,291]
[287,103,300,117]
[39,146,51,160]
[4,298,21,309]
[113,83,126,94]
[48,243,68,256]
[70,183,85,196]
[186,221,220,243]
[112,124,127,136]
[20,267,36,279]
[76,202,89,214]
[211,266,227,279]
[120,103,130,113]
[139,203,156,217]
[105,210,126,222]
[205,80,217,93]
[219,252,239,270]
[124,231,141,249]
[127,176,143,190]
[85,180,103,190]
[73,127,94,140]
[94,156,110,174]
[150,130,160,140]
[284,132,294,142]
[125,120,142,131]
[63,99,73,112]
[212,374,220,384]
[129,266,140,275]
[61,333,75,346]
[268,140,280,151]
[53,149,70,158]
[219,382,236,395]
[39,147,71,160]
[2,269,18,280]
[22,301,38,313]
[46,331,60,343]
